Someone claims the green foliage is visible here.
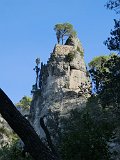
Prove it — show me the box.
[45,96,119,160]
[89,54,120,107]
[54,23,77,44]
[98,55,120,107]
[77,46,81,52]
[0,139,32,160]
[105,0,120,13]
[49,53,56,62]
[66,52,75,62]
[0,117,18,148]
[104,19,120,52]
[16,96,32,110]
[77,46,84,56]
[0,126,12,138]
[89,54,114,90]
[80,51,84,57]
[89,55,110,70]
[60,102,115,160]
[105,0,120,52]
[89,55,110,92]
[45,98,116,160]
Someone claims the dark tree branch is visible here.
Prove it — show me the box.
[40,117,59,158]
[0,88,58,160]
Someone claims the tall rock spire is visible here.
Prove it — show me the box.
[30,36,91,137]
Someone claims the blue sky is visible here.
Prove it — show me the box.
[0,0,119,103]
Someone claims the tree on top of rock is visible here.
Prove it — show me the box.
[54,23,76,45]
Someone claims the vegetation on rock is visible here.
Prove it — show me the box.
[16,96,32,111]
[0,138,32,160]
[54,23,76,45]
[65,52,75,62]
[77,46,84,56]
[0,2,120,160]
[104,19,120,51]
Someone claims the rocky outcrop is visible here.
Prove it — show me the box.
[0,107,30,148]
[30,36,91,137]
[65,35,84,55]
[0,116,13,148]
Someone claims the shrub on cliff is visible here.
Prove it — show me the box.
[54,23,76,45]
[66,52,75,62]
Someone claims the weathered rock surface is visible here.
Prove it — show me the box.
[0,115,13,148]
[0,107,29,148]
[65,35,84,53]
[30,36,91,137]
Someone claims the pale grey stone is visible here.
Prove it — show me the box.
[29,36,91,138]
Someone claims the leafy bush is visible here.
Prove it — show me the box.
[89,54,120,107]
[59,99,115,160]
[49,53,56,62]
[77,46,84,56]
[16,96,32,111]
[0,139,33,160]
[66,52,75,62]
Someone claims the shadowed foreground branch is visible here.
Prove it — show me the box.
[40,117,59,158]
[0,88,58,160]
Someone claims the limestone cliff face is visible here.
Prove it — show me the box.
[30,37,91,136]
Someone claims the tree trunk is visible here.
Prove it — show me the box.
[0,88,58,160]
[40,117,59,158]
[62,35,64,45]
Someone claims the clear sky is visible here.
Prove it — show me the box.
[0,0,119,103]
